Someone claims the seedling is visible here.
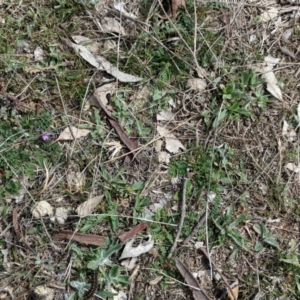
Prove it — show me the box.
[253,222,282,251]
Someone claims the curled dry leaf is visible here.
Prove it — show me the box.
[66,170,86,193]
[158,151,170,164]
[72,35,102,54]
[76,195,103,217]
[53,230,105,246]
[186,78,207,91]
[157,125,186,153]
[34,46,44,61]
[50,207,68,224]
[33,286,55,300]
[56,126,91,141]
[149,276,163,285]
[120,235,154,259]
[121,257,138,270]
[102,17,125,35]
[32,201,54,218]
[228,285,239,300]
[285,163,300,173]
[282,120,296,142]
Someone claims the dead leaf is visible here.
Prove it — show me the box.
[175,258,211,300]
[76,195,103,217]
[72,35,102,54]
[285,163,300,173]
[228,285,239,300]
[158,151,170,164]
[66,170,86,193]
[93,83,116,107]
[118,223,148,242]
[282,120,296,142]
[263,65,282,100]
[186,78,207,91]
[171,0,186,16]
[50,207,68,224]
[102,17,125,35]
[53,230,105,246]
[67,38,142,82]
[157,125,186,153]
[103,141,123,158]
[55,126,91,141]
[32,201,54,218]
[149,276,163,285]
[34,46,44,61]
[92,91,139,162]
[13,208,21,237]
[260,7,278,22]
[157,109,175,121]
[120,235,154,259]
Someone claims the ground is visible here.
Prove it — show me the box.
[0,0,300,299]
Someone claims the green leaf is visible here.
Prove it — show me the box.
[131,181,144,191]
[254,241,264,252]
[263,236,280,249]
[253,223,262,235]
[212,109,227,128]
[229,214,245,228]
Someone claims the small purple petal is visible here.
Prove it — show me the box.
[41,132,53,141]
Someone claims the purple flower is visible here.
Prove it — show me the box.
[41,132,53,141]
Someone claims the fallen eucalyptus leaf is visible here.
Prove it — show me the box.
[56,126,91,141]
[76,195,103,217]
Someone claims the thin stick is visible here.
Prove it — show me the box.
[200,247,237,300]
[182,211,206,245]
[168,176,188,258]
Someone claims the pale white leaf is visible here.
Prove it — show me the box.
[76,195,103,217]
[99,55,142,82]
[120,235,154,259]
[282,120,296,142]
[121,257,138,270]
[103,141,123,158]
[186,78,207,91]
[54,207,68,224]
[283,28,293,40]
[56,126,91,141]
[261,64,282,101]
[111,288,127,300]
[149,276,163,285]
[72,35,101,54]
[260,7,278,22]
[297,102,300,123]
[285,163,300,173]
[93,83,116,107]
[102,17,125,35]
[34,46,44,62]
[32,201,54,218]
[114,3,137,19]
[157,125,185,153]
[33,286,55,300]
[158,151,170,164]
[264,56,280,66]
[157,109,175,121]
[69,41,104,70]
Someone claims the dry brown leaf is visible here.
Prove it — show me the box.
[171,0,186,16]
[157,125,185,153]
[175,258,211,300]
[76,195,103,217]
[228,285,239,300]
[92,91,139,161]
[53,231,105,246]
[118,223,148,242]
[55,126,91,141]
[13,208,21,237]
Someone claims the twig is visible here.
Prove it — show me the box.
[168,175,188,258]
[182,211,206,245]
[199,247,237,300]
